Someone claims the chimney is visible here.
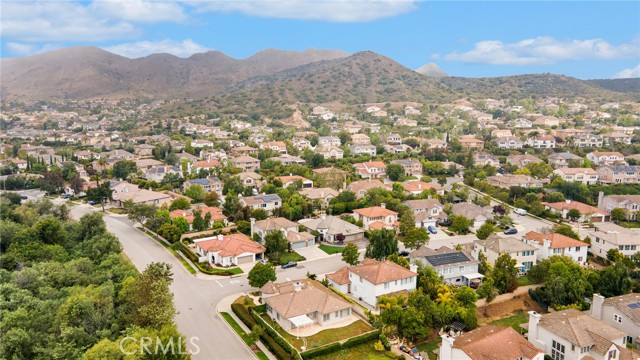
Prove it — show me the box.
[565,199,571,204]
[217,234,223,241]
[250,218,256,238]
[527,311,542,344]
[294,282,303,292]
[440,335,455,360]
[381,203,386,209]
[409,263,418,273]
[543,239,551,250]
[320,212,327,220]
[591,294,605,320]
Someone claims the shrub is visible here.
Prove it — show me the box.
[380,334,391,351]
[231,303,257,329]
[301,343,341,359]
[254,304,267,314]
[252,310,302,360]
[342,330,381,348]
[259,331,293,360]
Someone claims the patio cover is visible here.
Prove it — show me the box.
[462,273,485,280]
[289,315,314,328]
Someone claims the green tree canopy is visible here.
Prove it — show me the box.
[365,229,398,261]
[248,262,277,288]
[341,243,360,266]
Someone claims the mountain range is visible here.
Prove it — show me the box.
[1,47,638,105]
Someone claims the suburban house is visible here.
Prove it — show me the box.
[183,178,224,195]
[587,222,640,260]
[192,159,221,174]
[237,171,264,189]
[384,144,412,154]
[169,206,228,230]
[144,165,182,182]
[598,194,640,221]
[231,155,261,172]
[439,326,544,360]
[313,167,348,190]
[548,152,583,168]
[260,141,288,154]
[270,154,306,166]
[597,165,640,184]
[474,235,537,271]
[299,213,365,244]
[230,146,259,157]
[318,136,341,147]
[251,217,315,249]
[492,129,513,138]
[496,136,524,149]
[410,246,482,286]
[527,310,634,360]
[450,202,493,229]
[277,175,314,189]
[523,231,589,266]
[298,187,339,208]
[542,200,610,223]
[354,161,387,179]
[510,118,533,128]
[507,154,543,168]
[191,139,214,148]
[349,144,377,156]
[110,182,171,207]
[591,293,640,347]
[573,133,604,147]
[553,168,599,185]
[351,133,371,145]
[486,174,549,189]
[604,132,633,145]
[262,279,354,332]
[525,135,556,148]
[292,137,312,150]
[395,181,444,196]
[347,179,387,199]
[135,158,164,170]
[386,133,402,144]
[459,137,484,150]
[239,194,282,213]
[326,259,417,307]
[403,199,445,228]
[193,233,265,266]
[391,159,423,176]
[586,151,626,166]
[352,205,398,230]
[314,145,344,159]
[473,152,500,167]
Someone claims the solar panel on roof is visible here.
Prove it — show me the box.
[425,252,470,267]
[628,302,640,309]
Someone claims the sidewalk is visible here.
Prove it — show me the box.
[216,293,277,360]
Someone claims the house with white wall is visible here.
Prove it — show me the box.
[410,246,482,287]
[523,231,589,266]
[587,222,640,261]
[193,233,266,266]
[326,259,417,307]
[474,235,537,271]
[591,293,640,347]
[439,326,544,360]
[352,204,398,230]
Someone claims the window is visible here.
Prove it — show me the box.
[608,349,617,360]
[575,247,580,252]
[323,314,330,321]
[384,283,389,289]
[335,311,339,317]
[619,245,624,250]
[614,314,622,323]
[459,266,465,272]
[552,340,565,360]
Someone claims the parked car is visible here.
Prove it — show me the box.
[20,195,28,200]
[398,250,410,257]
[61,194,73,199]
[259,259,268,265]
[427,225,438,234]
[504,227,518,235]
[281,261,297,269]
[469,279,481,289]
[514,208,527,216]
[87,200,96,205]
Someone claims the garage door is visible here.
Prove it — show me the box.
[291,242,305,250]
[236,255,254,264]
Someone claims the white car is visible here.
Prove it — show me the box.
[514,208,527,216]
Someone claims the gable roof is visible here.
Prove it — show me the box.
[538,309,626,348]
[353,206,398,218]
[476,235,537,254]
[195,233,265,257]
[343,259,416,285]
[262,279,351,319]
[254,217,297,231]
[602,293,640,324]
[542,201,607,216]
[453,325,543,360]
[524,231,588,249]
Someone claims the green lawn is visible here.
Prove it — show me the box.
[618,221,640,229]
[313,341,391,360]
[517,275,533,286]
[488,311,529,332]
[107,208,128,214]
[319,244,345,255]
[221,312,270,360]
[416,337,441,360]
[261,315,373,350]
[276,251,306,265]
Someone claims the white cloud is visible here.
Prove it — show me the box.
[6,42,61,57]
[614,64,640,79]
[91,0,186,23]
[190,0,418,22]
[104,39,209,58]
[443,37,640,65]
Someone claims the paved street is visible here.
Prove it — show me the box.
[69,204,347,360]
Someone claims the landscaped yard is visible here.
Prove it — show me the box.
[517,275,533,286]
[107,207,128,214]
[488,311,529,332]
[261,315,373,350]
[319,244,345,255]
[416,337,441,360]
[220,312,269,360]
[276,251,306,265]
[312,341,391,360]
[618,221,640,228]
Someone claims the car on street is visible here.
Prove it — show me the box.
[514,208,527,216]
[20,195,28,200]
[398,250,410,257]
[504,227,518,235]
[61,194,73,199]
[87,200,96,205]
[427,225,438,234]
[281,261,297,269]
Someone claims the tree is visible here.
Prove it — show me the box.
[448,215,473,234]
[475,223,496,240]
[248,262,277,288]
[567,208,581,221]
[455,286,478,307]
[386,254,409,269]
[203,191,220,207]
[403,227,429,250]
[192,210,207,232]
[554,224,580,240]
[399,211,415,235]
[111,160,137,180]
[611,208,627,223]
[172,216,190,234]
[169,197,191,211]
[157,223,181,243]
[365,229,398,261]
[86,182,112,211]
[607,248,623,263]
[33,217,66,245]
[342,243,360,265]
[185,185,207,203]
[78,212,107,240]
[125,201,157,228]
[264,231,288,262]
[40,170,65,194]
[399,307,428,341]
[123,262,176,327]
[598,262,633,297]
[68,174,83,195]
[492,253,518,294]
[386,164,405,181]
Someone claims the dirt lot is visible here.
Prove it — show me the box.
[476,292,546,324]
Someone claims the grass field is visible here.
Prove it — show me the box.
[517,275,533,286]
[220,312,269,360]
[488,311,529,332]
[319,244,345,254]
[312,341,392,360]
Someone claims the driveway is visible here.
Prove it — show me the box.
[69,204,349,360]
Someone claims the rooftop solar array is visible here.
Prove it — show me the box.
[627,302,640,309]
[259,194,281,202]
[425,252,470,267]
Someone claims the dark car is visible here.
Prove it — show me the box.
[504,227,518,235]
[20,195,28,200]
[61,194,73,199]
[88,200,97,205]
[281,261,297,269]
[427,225,438,234]
[398,250,410,257]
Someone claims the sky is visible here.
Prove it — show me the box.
[1,1,639,79]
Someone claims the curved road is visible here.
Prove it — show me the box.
[70,204,347,360]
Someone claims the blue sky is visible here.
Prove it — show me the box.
[2,1,639,79]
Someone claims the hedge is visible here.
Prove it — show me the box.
[259,331,293,360]
[300,343,341,359]
[254,304,267,314]
[252,309,303,360]
[231,303,257,329]
[342,329,381,348]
